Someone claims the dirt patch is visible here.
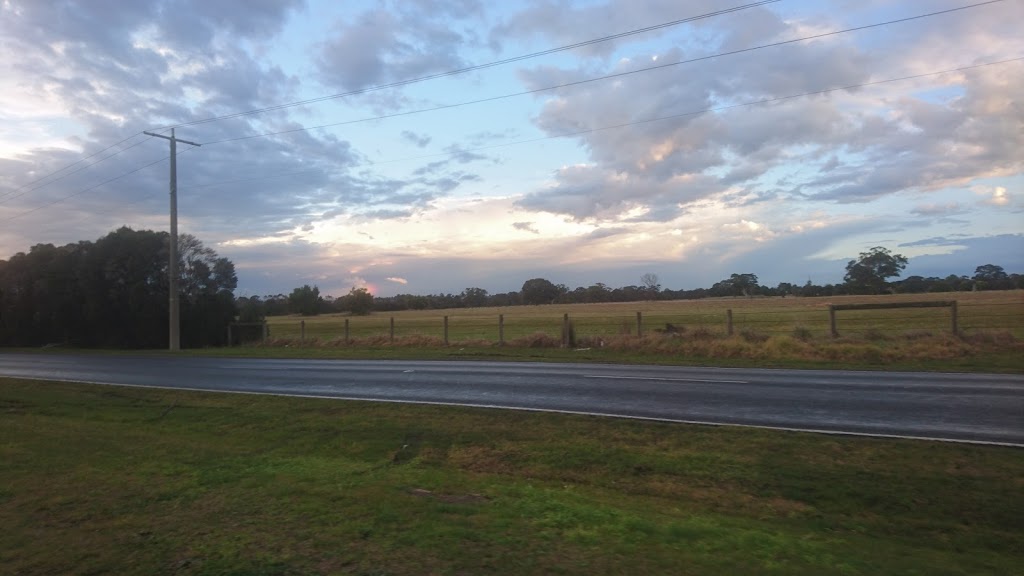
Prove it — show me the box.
[407,488,490,504]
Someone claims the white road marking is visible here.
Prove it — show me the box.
[8,376,1022,448]
[585,375,748,384]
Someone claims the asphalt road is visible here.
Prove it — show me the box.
[1,353,1022,446]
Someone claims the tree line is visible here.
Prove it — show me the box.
[0,227,237,348]
[248,247,1020,318]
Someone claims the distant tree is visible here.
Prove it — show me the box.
[973,264,1008,290]
[460,287,489,308]
[775,282,796,297]
[641,273,661,297]
[236,296,266,323]
[344,287,374,315]
[730,273,759,297]
[710,273,759,297]
[288,285,322,316]
[521,278,561,305]
[973,264,1007,282]
[584,283,611,303]
[843,247,908,294]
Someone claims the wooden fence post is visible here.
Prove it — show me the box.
[444,316,449,345]
[726,309,733,337]
[344,318,350,344]
[498,314,504,346]
[562,313,570,348]
[390,317,395,343]
[951,300,959,335]
[227,324,233,347]
[262,323,268,342]
[829,305,838,338]
[636,311,643,337]
[300,320,305,342]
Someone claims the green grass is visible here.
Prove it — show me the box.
[2,378,1022,575]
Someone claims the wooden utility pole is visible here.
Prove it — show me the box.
[143,128,201,351]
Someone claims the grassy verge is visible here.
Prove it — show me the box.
[174,341,1023,373]
[2,378,1022,575]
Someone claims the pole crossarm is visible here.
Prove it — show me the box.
[143,131,202,147]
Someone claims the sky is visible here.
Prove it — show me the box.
[1,0,1022,298]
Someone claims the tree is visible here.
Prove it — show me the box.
[344,287,374,315]
[729,273,759,297]
[520,278,560,305]
[460,287,489,308]
[641,273,661,297]
[843,247,908,294]
[288,285,322,316]
[973,264,1008,290]
[0,227,236,348]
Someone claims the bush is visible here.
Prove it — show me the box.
[739,328,769,343]
[791,325,813,341]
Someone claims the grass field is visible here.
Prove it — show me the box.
[2,378,1022,575]
[265,291,1023,341]
[240,292,1024,372]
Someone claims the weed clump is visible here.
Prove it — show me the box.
[791,326,813,341]
[739,329,769,343]
[508,332,561,348]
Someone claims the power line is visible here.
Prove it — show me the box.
[3,3,1011,222]
[0,131,155,202]
[154,1,781,130]
[175,58,1022,194]
[0,147,197,224]
[201,1,1006,147]
[3,2,776,203]
[9,55,1015,222]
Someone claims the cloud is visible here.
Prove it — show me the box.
[401,130,432,148]
[512,221,539,234]
[497,1,1022,221]
[315,2,484,99]
[386,277,408,284]
[972,185,1011,207]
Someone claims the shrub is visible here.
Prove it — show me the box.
[739,328,769,343]
[508,332,561,348]
[791,325,813,341]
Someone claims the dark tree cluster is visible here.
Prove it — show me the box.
[0,227,237,348]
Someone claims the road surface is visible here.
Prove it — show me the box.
[0,353,1021,446]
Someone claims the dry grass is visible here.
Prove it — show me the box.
[249,292,1024,368]
[267,290,1023,342]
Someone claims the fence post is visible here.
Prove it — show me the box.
[390,317,395,343]
[444,316,449,345]
[498,314,504,346]
[227,324,233,347]
[636,311,643,337]
[829,305,838,338]
[300,320,305,342]
[951,300,959,335]
[344,318,350,344]
[726,309,733,337]
[562,313,570,348]
[262,322,268,342]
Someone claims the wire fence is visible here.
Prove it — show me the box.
[239,300,1023,346]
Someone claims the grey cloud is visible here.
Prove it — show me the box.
[491,0,726,59]
[910,203,966,217]
[316,6,471,95]
[512,221,539,234]
[401,130,432,148]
